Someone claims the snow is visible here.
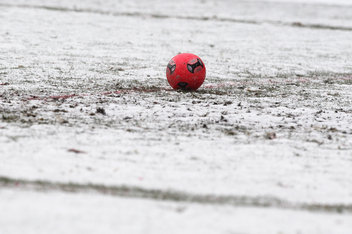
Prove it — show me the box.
[1,189,352,234]
[0,0,352,233]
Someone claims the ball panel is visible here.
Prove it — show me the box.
[167,60,176,75]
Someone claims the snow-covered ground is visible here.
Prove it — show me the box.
[0,0,352,233]
[1,188,352,234]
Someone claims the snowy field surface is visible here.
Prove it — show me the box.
[0,0,352,233]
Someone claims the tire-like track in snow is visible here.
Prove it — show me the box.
[1,3,352,31]
[1,176,351,214]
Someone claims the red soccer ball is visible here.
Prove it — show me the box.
[166,53,206,91]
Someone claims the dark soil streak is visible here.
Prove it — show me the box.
[15,74,352,102]
[22,88,172,101]
[1,176,351,214]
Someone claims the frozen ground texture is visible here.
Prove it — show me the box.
[0,0,352,233]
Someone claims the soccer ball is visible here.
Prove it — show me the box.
[166,53,206,91]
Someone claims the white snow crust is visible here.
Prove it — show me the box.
[0,0,352,233]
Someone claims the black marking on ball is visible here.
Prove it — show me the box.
[178,82,188,89]
[167,60,176,74]
[187,58,204,73]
